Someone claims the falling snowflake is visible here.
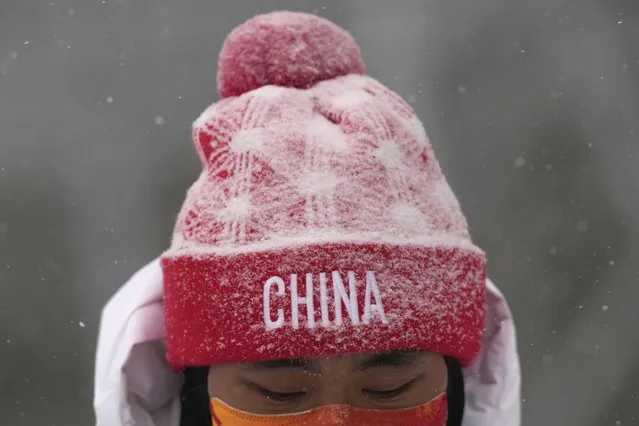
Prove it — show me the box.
[154,116,164,125]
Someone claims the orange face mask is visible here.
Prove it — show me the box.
[210,393,447,426]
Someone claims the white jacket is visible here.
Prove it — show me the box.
[94,259,521,425]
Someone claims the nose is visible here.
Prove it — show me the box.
[312,406,352,425]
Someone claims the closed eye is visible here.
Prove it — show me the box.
[362,377,418,400]
[258,386,306,403]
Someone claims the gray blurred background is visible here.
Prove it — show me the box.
[1,0,638,425]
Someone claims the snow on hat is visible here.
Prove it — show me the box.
[161,11,486,369]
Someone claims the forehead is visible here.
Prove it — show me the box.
[242,350,432,373]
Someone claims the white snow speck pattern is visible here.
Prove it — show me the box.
[167,74,473,256]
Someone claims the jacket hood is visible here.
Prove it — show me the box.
[94,259,520,425]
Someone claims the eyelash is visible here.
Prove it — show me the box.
[260,388,306,403]
[363,378,416,400]
[257,378,418,403]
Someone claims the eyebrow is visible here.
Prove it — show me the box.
[355,350,421,371]
[247,358,317,372]
[246,350,420,372]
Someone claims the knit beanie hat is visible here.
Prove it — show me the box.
[161,11,487,370]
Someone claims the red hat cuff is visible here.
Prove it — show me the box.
[163,241,485,369]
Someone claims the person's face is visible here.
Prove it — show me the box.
[207,350,447,414]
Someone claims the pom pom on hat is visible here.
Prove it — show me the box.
[217,11,366,98]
